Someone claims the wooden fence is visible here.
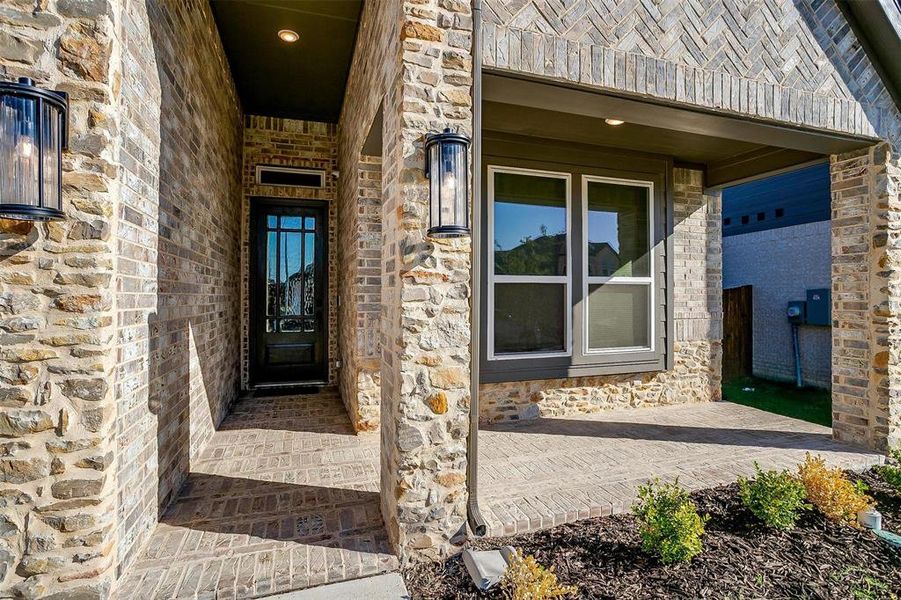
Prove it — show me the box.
[723,285,753,381]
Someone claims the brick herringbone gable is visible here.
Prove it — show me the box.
[483,0,900,139]
[484,0,888,104]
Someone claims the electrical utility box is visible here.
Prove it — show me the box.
[806,288,831,326]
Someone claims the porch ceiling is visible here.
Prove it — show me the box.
[210,0,361,123]
[484,73,875,188]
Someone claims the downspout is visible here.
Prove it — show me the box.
[467,0,488,537]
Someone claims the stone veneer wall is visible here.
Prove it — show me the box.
[381,0,475,561]
[480,168,722,421]
[0,1,120,596]
[337,155,382,431]
[0,0,242,596]
[240,116,338,389]
[114,0,243,579]
[831,145,901,451]
[340,0,476,561]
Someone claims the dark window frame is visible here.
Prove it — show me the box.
[480,134,673,384]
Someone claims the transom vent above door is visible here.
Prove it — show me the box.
[256,165,325,188]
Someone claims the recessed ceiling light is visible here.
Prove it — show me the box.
[604,118,625,126]
[278,29,299,43]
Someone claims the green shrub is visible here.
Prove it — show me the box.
[738,462,808,529]
[875,446,901,493]
[631,479,708,564]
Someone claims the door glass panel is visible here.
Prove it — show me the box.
[303,233,315,315]
[281,216,302,229]
[281,318,304,332]
[493,171,567,276]
[304,216,316,230]
[267,215,277,228]
[586,181,650,277]
[587,283,650,349]
[266,231,278,316]
[281,231,303,316]
[494,283,565,354]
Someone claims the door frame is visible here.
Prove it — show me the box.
[248,196,330,387]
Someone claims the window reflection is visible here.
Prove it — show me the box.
[282,232,302,316]
[264,213,318,332]
[493,172,567,276]
[587,181,649,277]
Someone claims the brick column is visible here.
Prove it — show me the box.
[379,0,474,561]
[831,143,901,451]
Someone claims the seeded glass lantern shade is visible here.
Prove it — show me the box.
[425,128,471,238]
[0,78,68,221]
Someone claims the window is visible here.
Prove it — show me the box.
[723,217,732,226]
[485,162,666,381]
[255,166,324,188]
[741,215,749,224]
[775,208,785,218]
[583,177,654,353]
[757,212,765,221]
[488,167,571,359]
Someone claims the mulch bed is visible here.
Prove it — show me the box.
[404,468,901,599]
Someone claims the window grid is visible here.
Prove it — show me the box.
[264,214,318,333]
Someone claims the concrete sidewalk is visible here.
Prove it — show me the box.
[262,573,409,599]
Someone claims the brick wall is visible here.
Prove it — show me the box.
[240,116,338,388]
[724,220,832,388]
[481,0,900,141]
[831,145,901,451]
[480,168,722,421]
[114,0,243,580]
[335,0,395,434]
[337,155,382,431]
[0,1,120,596]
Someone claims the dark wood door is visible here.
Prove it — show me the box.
[250,199,328,385]
[723,285,752,381]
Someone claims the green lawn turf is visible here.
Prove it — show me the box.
[722,375,832,427]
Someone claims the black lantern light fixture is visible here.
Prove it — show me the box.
[425,127,470,238]
[0,77,68,221]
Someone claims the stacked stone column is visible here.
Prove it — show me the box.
[0,2,119,597]
[378,0,474,562]
[831,143,901,451]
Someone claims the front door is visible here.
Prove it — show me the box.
[250,199,328,385]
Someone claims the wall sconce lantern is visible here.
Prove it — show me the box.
[0,77,68,221]
[425,128,470,238]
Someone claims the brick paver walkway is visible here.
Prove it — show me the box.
[478,401,884,537]
[119,389,395,599]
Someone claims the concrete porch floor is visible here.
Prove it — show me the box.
[477,401,885,537]
[118,389,395,600]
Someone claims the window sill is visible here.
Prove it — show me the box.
[480,355,666,384]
